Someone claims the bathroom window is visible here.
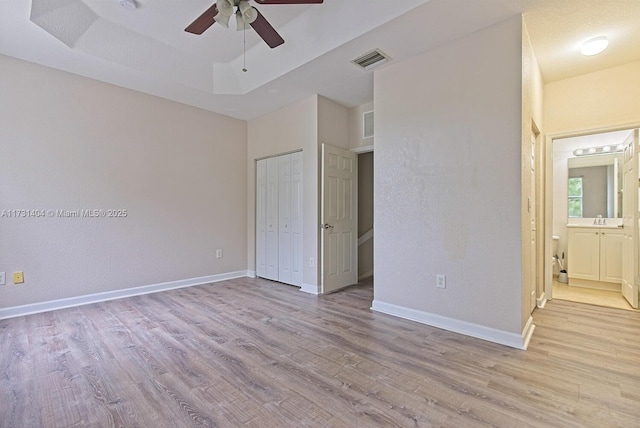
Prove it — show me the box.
[568,176,583,218]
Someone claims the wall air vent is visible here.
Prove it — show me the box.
[351,49,390,70]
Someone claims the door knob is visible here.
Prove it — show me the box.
[322,223,334,229]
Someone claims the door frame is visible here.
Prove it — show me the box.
[543,122,640,303]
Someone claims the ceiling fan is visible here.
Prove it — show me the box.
[185,0,324,49]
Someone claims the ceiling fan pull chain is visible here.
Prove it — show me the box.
[243,24,247,72]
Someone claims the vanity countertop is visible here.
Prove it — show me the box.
[567,223,623,229]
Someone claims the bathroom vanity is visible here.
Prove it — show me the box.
[567,224,623,290]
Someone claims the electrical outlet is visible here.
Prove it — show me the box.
[216,249,223,258]
[13,271,24,284]
[436,274,446,289]
[0,272,5,285]
[309,258,315,268]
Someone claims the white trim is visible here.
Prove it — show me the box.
[537,292,547,308]
[371,300,535,350]
[521,316,536,350]
[362,110,374,139]
[246,270,257,278]
[351,144,374,154]
[0,270,250,320]
[300,282,319,294]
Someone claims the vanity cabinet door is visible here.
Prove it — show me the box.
[600,230,624,283]
[568,228,600,281]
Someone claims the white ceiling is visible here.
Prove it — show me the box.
[1,0,639,120]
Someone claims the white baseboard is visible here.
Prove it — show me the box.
[246,270,256,278]
[0,270,250,320]
[300,282,319,295]
[521,316,536,350]
[537,292,547,308]
[371,300,535,350]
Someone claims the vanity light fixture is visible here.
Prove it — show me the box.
[581,36,609,56]
[573,144,624,157]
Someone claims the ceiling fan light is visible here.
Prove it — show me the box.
[581,36,609,56]
[216,0,235,17]
[236,11,248,31]
[214,12,231,28]
[238,1,258,24]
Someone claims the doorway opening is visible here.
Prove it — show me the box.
[548,128,639,311]
[357,151,374,282]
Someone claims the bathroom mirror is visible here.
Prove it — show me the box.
[568,153,623,218]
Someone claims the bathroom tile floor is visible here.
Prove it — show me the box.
[552,279,639,312]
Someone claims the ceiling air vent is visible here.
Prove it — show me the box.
[351,49,390,70]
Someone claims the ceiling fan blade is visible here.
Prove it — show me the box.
[185,4,218,34]
[254,0,323,4]
[250,11,285,48]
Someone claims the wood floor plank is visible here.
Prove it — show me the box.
[1,278,640,427]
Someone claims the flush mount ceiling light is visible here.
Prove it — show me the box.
[581,36,609,56]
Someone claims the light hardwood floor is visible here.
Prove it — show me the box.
[552,280,639,311]
[1,277,639,427]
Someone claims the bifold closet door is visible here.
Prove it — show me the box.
[290,152,303,286]
[278,155,292,283]
[256,152,303,286]
[265,156,279,281]
[256,159,267,278]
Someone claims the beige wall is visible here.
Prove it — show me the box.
[247,95,350,292]
[247,95,319,289]
[544,60,640,136]
[521,18,545,325]
[544,60,640,292]
[318,96,350,150]
[373,17,525,343]
[0,55,247,308]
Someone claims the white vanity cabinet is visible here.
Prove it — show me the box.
[567,227,623,287]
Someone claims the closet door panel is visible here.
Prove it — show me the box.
[265,157,279,281]
[278,154,292,283]
[256,159,267,278]
[290,152,303,286]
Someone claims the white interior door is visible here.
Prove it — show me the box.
[621,130,639,308]
[321,143,357,293]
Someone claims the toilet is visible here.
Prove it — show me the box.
[552,235,568,283]
[552,235,559,262]
[552,235,560,272]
